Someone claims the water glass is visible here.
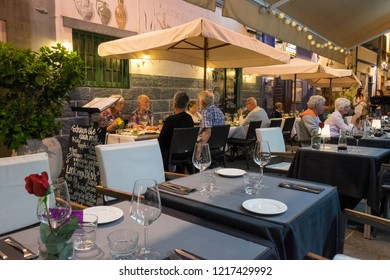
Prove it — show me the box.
[244,174,260,195]
[108,229,139,260]
[201,170,216,193]
[73,214,98,251]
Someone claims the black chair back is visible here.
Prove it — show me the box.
[269,118,283,127]
[282,117,296,134]
[169,127,199,155]
[246,121,262,141]
[208,125,230,151]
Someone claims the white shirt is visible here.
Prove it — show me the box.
[325,110,354,137]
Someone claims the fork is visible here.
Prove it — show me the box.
[0,249,8,260]
[4,238,37,260]
[168,251,183,260]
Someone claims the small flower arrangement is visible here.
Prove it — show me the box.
[25,172,78,259]
[116,117,124,130]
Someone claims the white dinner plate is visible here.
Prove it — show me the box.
[215,168,246,177]
[242,198,288,215]
[84,206,124,224]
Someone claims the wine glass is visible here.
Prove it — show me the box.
[253,140,272,189]
[352,126,364,152]
[130,179,161,260]
[192,142,213,193]
[37,178,72,229]
[140,115,149,128]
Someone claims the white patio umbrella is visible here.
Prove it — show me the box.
[244,58,361,111]
[98,17,290,89]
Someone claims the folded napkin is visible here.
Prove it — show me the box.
[158,182,196,195]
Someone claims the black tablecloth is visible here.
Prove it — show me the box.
[161,172,341,260]
[287,144,390,212]
[330,136,390,149]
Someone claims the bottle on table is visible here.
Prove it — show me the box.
[337,129,347,151]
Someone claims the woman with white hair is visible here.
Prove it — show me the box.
[98,94,125,132]
[325,98,354,137]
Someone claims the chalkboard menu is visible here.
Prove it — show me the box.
[63,125,106,207]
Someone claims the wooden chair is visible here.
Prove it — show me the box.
[227,121,262,169]
[208,125,230,167]
[167,127,199,174]
[379,163,390,218]
[255,127,295,174]
[305,208,390,260]
[95,139,166,203]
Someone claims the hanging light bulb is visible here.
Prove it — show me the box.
[303,26,308,32]
[284,19,291,25]
[316,43,321,48]
[278,12,285,19]
[307,34,313,40]
[297,25,303,31]
[311,40,316,46]
[291,21,297,27]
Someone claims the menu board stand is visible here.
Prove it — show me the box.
[71,97,119,125]
[62,124,106,207]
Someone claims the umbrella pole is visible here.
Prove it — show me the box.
[292,74,297,114]
[203,38,207,90]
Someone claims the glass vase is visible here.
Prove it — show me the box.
[38,233,74,260]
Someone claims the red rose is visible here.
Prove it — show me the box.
[319,122,324,129]
[25,172,50,197]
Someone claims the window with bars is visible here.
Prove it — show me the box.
[72,30,129,88]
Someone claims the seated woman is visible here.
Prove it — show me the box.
[187,100,202,124]
[98,94,125,132]
[325,98,354,137]
[270,102,283,118]
[351,87,368,127]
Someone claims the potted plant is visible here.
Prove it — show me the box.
[0,42,84,176]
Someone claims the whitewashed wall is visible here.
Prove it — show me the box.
[55,0,249,79]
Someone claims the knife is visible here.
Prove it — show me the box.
[279,182,324,194]
[174,248,203,260]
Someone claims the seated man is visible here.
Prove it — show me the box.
[129,94,153,129]
[197,90,225,143]
[231,97,270,139]
[158,91,194,172]
[296,95,325,145]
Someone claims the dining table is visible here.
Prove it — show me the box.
[330,135,390,149]
[106,130,160,144]
[287,144,390,213]
[159,170,341,260]
[1,201,277,260]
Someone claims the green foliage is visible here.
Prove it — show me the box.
[0,42,84,150]
[341,85,359,104]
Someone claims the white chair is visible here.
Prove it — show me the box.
[0,152,51,235]
[95,139,165,202]
[255,127,295,173]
